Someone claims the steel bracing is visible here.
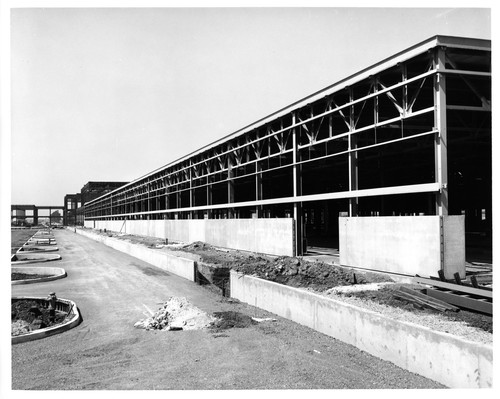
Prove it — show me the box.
[84,36,491,254]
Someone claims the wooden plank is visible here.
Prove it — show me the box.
[398,286,459,311]
[424,288,493,315]
[413,277,493,299]
[393,290,450,312]
[393,292,446,312]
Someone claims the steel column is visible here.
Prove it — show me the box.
[292,112,303,256]
[206,175,212,219]
[434,47,449,216]
[227,150,235,218]
[348,87,358,216]
[255,162,263,217]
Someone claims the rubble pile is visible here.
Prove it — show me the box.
[134,297,216,331]
[12,320,31,336]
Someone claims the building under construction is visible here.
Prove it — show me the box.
[83,36,491,278]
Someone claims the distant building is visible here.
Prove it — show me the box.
[64,181,128,225]
[63,194,81,226]
[81,181,129,205]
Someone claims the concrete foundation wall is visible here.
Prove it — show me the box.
[339,216,465,279]
[230,271,492,388]
[85,218,294,256]
[75,228,195,281]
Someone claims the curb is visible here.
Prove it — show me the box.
[11,266,67,285]
[11,254,62,265]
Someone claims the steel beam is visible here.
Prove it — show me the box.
[86,182,440,220]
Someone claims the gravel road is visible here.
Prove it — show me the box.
[11,229,444,390]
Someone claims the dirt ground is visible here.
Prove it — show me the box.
[12,273,50,281]
[11,228,40,254]
[12,229,444,389]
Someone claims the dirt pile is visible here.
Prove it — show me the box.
[172,242,394,292]
[183,241,215,251]
[134,297,216,331]
[210,311,257,331]
[11,300,66,336]
[231,256,393,291]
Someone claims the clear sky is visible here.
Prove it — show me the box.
[9,6,492,205]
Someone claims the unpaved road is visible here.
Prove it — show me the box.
[11,229,444,390]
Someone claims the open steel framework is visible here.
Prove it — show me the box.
[85,36,491,255]
[11,205,64,226]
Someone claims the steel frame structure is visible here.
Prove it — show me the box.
[84,36,491,255]
[11,205,64,226]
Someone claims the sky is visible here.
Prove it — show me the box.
[6,6,493,206]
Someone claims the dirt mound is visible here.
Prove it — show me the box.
[210,311,257,331]
[176,242,394,292]
[134,297,216,331]
[182,241,215,251]
[231,256,393,291]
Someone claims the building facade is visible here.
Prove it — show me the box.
[83,36,491,260]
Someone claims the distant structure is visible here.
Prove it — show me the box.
[81,181,129,204]
[11,204,64,226]
[63,181,128,225]
[63,194,82,226]
[79,36,490,276]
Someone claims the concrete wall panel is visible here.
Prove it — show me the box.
[443,216,466,278]
[339,216,465,278]
[86,218,294,256]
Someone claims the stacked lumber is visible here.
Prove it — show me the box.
[392,286,459,312]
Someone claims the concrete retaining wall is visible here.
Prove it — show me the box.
[230,270,492,388]
[339,216,465,279]
[85,218,295,256]
[75,228,195,281]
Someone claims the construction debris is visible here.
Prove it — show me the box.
[134,297,216,331]
[392,286,459,312]
[251,317,277,323]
